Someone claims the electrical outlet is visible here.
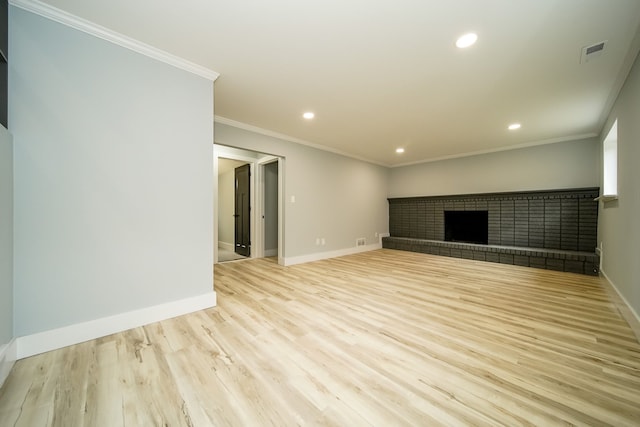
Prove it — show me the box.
[315,238,320,245]
[321,238,326,246]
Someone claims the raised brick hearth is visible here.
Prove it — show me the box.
[384,188,600,275]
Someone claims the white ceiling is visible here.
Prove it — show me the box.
[37,0,640,166]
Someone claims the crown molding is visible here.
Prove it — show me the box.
[9,0,219,81]
[215,116,600,169]
[596,21,640,135]
[214,116,389,167]
[391,133,599,168]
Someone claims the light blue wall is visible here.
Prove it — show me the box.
[10,7,214,336]
[0,125,12,347]
[598,52,640,317]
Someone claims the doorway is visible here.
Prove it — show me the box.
[214,145,284,265]
[262,161,279,257]
[217,157,249,262]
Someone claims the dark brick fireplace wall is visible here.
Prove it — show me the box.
[384,188,600,274]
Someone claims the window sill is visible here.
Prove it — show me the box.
[594,195,618,202]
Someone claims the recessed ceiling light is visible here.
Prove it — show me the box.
[303,112,315,119]
[456,33,478,48]
[508,123,522,130]
[396,148,405,154]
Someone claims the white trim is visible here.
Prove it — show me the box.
[258,155,279,165]
[277,157,285,266]
[256,156,281,261]
[16,292,217,359]
[213,148,220,264]
[218,241,234,251]
[214,116,388,167]
[254,160,265,259]
[600,269,640,343]
[284,242,382,267]
[9,0,219,82]
[214,117,601,169]
[392,133,599,168]
[597,24,640,133]
[0,338,18,389]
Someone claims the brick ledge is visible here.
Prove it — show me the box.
[382,237,599,275]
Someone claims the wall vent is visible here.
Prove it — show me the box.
[580,41,607,64]
[356,238,366,247]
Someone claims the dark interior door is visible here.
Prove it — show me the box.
[234,164,250,257]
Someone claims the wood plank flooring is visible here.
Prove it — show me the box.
[1,249,639,426]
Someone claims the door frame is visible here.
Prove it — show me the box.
[255,156,283,262]
[213,145,285,265]
[213,149,256,264]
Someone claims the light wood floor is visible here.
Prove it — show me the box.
[1,249,639,426]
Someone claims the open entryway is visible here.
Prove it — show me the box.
[214,145,284,265]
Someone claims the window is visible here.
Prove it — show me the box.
[603,120,618,197]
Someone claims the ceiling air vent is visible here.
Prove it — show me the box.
[580,40,607,64]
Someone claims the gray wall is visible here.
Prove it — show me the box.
[264,162,279,252]
[0,125,12,348]
[215,123,390,258]
[599,52,640,317]
[10,7,214,336]
[389,138,600,197]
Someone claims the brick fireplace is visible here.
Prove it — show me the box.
[383,188,600,275]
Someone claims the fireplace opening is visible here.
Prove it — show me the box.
[444,210,488,245]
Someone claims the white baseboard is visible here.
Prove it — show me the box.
[218,241,234,251]
[284,242,382,266]
[0,338,18,389]
[600,269,640,342]
[16,291,217,359]
[264,248,278,257]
